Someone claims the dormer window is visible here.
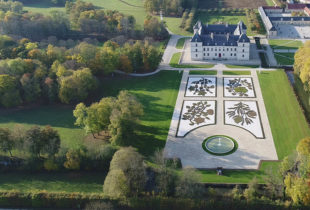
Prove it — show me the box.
[215,43,217,46]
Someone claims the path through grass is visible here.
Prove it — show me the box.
[170,53,215,68]
[269,40,303,50]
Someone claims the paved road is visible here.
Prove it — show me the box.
[160,34,183,65]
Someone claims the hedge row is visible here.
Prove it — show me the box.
[0,190,106,208]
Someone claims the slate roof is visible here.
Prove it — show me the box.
[269,16,310,21]
[287,4,307,10]
[191,21,250,46]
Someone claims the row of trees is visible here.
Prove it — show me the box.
[144,0,198,16]
[294,41,310,91]
[74,91,143,146]
[0,0,23,13]
[179,8,196,32]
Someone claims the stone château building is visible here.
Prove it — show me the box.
[190,21,250,61]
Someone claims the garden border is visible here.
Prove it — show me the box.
[184,76,217,98]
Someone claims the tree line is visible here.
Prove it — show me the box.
[0,35,163,108]
[144,0,198,16]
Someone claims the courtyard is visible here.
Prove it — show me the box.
[164,69,278,169]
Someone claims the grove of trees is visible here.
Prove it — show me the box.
[144,0,198,16]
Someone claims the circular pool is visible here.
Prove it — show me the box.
[202,136,237,156]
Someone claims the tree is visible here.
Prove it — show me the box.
[20,73,41,103]
[144,16,169,40]
[108,91,143,145]
[175,166,204,198]
[104,147,147,197]
[0,74,22,107]
[0,128,14,156]
[297,137,310,156]
[64,149,81,170]
[59,68,97,104]
[40,126,61,157]
[24,126,43,157]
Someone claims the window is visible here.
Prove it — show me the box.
[243,44,245,47]
[207,48,209,51]
[223,48,225,51]
[234,53,236,56]
[215,53,217,56]
[196,44,197,47]
[231,48,233,51]
[215,48,217,51]
[207,53,209,56]
[242,49,244,52]
[223,53,225,56]
[196,54,198,57]
[219,48,221,51]
[230,53,233,56]
[235,48,237,51]
[204,53,206,56]
[211,48,213,51]
[203,48,205,51]
[227,48,229,51]
[196,49,198,52]
[242,54,244,57]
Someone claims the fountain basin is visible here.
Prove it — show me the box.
[202,135,238,156]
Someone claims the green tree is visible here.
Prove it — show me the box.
[40,126,61,157]
[105,147,147,197]
[0,128,14,156]
[0,74,22,108]
[59,68,97,104]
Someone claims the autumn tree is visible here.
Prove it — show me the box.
[0,74,22,108]
[103,147,146,197]
[59,68,98,104]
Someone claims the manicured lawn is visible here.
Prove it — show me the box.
[199,70,310,183]
[225,64,259,68]
[0,106,85,149]
[176,37,188,49]
[170,53,215,68]
[99,71,182,156]
[258,70,310,159]
[269,40,303,50]
[223,70,251,75]
[163,17,193,36]
[0,172,104,193]
[274,53,295,65]
[189,70,217,75]
[24,0,147,27]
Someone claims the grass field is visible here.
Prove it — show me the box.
[274,53,295,65]
[223,70,251,75]
[163,17,193,36]
[189,70,217,75]
[0,106,84,149]
[258,70,310,160]
[24,0,147,27]
[225,64,259,68]
[176,37,188,49]
[269,40,303,50]
[99,71,182,156]
[198,70,310,183]
[170,53,215,68]
[0,172,104,193]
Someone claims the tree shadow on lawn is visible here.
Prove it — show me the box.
[0,105,78,129]
[0,172,104,193]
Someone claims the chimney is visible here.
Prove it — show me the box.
[226,22,228,27]
[226,33,229,41]
[211,32,214,40]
